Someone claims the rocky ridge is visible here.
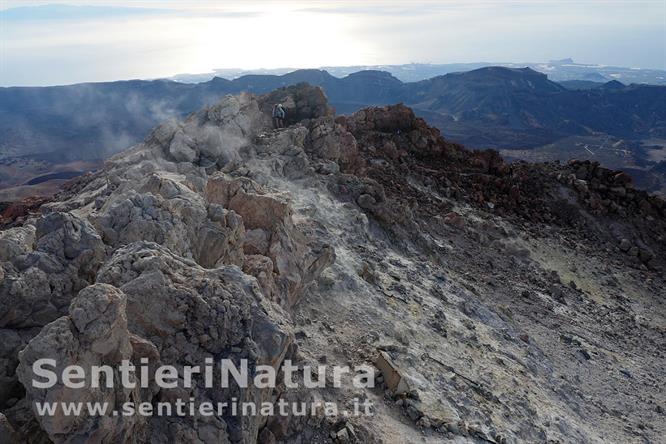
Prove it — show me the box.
[0,84,664,443]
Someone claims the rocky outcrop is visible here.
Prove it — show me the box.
[1,85,664,443]
[205,174,334,308]
[559,159,665,218]
[95,241,293,443]
[0,86,338,443]
[91,174,245,268]
[305,117,362,173]
[257,84,334,126]
[11,238,297,443]
[17,284,142,443]
[0,212,105,330]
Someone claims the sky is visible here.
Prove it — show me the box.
[0,0,665,86]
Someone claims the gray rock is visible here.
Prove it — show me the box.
[1,212,105,329]
[168,129,198,163]
[336,428,350,443]
[407,405,421,421]
[0,413,20,444]
[17,284,144,443]
[96,242,293,441]
[0,225,35,262]
[619,238,631,252]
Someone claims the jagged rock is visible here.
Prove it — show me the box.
[257,84,334,125]
[257,428,277,444]
[336,427,350,443]
[374,351,411,395]
[206,174,334,307]
[306,117,362,173]
[206,175,291,231]
[243,228,270,255]
[315,160,341,175]
[0,328,40,409]
[0,212,105,329]
[346,104,416,134]
[0,225,35,261]
[243,255,277,301]
[331,174,408,226]
[91,174,244,268]
[17,284,144,444]
[95,241,293,442]
[250,126,313,180]
[357,194,377,210]
[144,93,270,169]
[0,197,50,229]
[168,129,198,163]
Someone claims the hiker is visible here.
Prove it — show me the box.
[272,103,286,129]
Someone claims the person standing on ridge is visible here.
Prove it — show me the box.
[272,103,286,129]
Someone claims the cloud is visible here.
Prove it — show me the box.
[295,1,503,17]
[0,4,171,21]
[0,3,261,21]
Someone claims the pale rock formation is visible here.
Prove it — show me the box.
[16,284,143,443]
[206,173,334,308]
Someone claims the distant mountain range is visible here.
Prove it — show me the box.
[171,59,666,85]
[2,66,665,157]
[1,66,666,196]
[406,67,666,148]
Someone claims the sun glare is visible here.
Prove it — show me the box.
[180,8,371,73]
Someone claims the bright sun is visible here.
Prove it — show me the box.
[182,6,373,72]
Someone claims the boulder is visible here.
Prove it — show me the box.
[257,84,334,125]
[17,284,144,444]
[306,117,362,173]
[374,351,412,395]
[207,174,334,307]
[92,174,245,268]
[0,225,36,261]
[95,242,293,442]
[0,212,105,329]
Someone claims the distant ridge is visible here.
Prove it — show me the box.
[1,67,665,159]
[1,66,666,194]
[170,60,666,85]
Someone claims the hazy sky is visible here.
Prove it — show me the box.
[1,0,665,86]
